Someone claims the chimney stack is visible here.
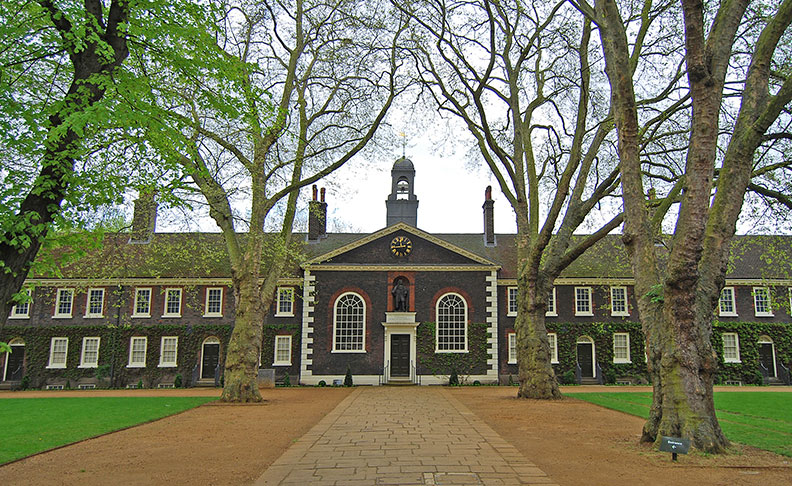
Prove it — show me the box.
[129,191,158,244]
[308,185,327,242]
[483,186,495,246]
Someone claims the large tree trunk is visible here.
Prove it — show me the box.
[515,276,561,399]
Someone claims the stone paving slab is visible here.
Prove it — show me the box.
[255,387,559,486]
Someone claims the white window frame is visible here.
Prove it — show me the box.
[273,335,293,366]
[718,287,737,317]
[158,336,178,367]
[507,287,518,317]
[133,287,152,318]
[163,288,182,317]
[613,332,631,363]
[507,332,517,364]
[9,289,31,319]
[47,337,68,368]
[332,292,366,353]
[548,332,558,364]
[79,337,101,368]
[753,287,773,317]
[54,288,74,318]
[546,287,557,317]
[128,336,148,368]
[435,292,469,353]
[722,332,741,363]
[84,288,105,318]
[276,287,295,317]
[610,286,629,317]
[204,287,223,317]
[574,287,593,316]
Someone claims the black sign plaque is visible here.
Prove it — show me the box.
[660,436,691,460]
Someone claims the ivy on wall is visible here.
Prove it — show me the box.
[416,322,489,380]
[712,321,792,385]
[260,324,300,381]
[1,324,233,388]
[546,322,648,384]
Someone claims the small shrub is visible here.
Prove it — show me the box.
[283,374,291,387]
[317,380,326,387]
[95,364,111,382]
[449,369,459,386]
[344,366,354,387]
[508,374,515,386]
[174,374,183,388]
[19,375,30,390]
[65,380,71,390]
[137,379,144,389]
[561,369,576,385]
[473,380,481,386]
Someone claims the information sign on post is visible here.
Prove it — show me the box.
[659,436,691,461]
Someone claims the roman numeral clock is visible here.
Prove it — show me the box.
[390,236,412,257]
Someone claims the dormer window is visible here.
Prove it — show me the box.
[396,178,409,200]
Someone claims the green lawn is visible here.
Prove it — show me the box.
[0,396,215,464]
[567,391,792,456]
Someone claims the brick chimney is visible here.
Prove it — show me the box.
[308,185,327,242]
[483,186,495,246]
[129,191,157,244]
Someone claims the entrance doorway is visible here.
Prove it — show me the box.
[391,334,410,377]
[758,336,776,378]
[3,340,24,381]
[576,337,594,378]
[201,338,220,380]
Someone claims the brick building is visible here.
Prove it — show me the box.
[2,158,790,389]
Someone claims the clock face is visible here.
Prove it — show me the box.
[390,236,412,257]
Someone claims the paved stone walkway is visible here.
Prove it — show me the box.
[255,387,559,486]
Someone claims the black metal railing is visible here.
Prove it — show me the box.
[575,363,582,384]
[411,361,421,385]
[779,363,791,385]
[759,362,770,384]
[214,364,222,387]
[596,362,604,385]
[190,363,200,387]
[380,363,390,385]
[8,365,22,382]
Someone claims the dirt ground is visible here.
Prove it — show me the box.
[1,386,791,485]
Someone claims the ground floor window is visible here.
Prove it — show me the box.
[507,332,517,364]
[722,332,741,363]
[47,337,68,369]
[79,337,100,368]
[159,336,178,367]
[273,335,292,365]
[613,333,631,363]
[128,336,147,367]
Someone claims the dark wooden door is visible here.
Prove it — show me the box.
[391,334,410,377]
[202,343,220,380]
[759,343,776,377]
[577,343,594,378]
[3,345,24,381]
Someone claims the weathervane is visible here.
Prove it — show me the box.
[400,131,407,158]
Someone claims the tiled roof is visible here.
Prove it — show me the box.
[31,231,792,281]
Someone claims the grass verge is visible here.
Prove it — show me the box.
[0,396,215,464]
[567,391,792,456]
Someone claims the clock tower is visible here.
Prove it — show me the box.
[386,156,419,227]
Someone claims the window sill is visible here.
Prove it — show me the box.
[718,312,738,317]
[78,364,98,369]
[162,314,182,318]
[46,364,66,369]
[435,349,469,354]
[84,315,103,319]
[8,315,30,319]
[545,312,558,317]
[53,315,73,319]
[551,360,559,364]
[724,359,741,364]
[158,363,177,368]
[203,313,223,318]
[131,314,151,319]
[127,364,146,368]
[575,312,594,317]
[273,362,292,366]
[275,312,295,318]
[507,359,517,365]
[331,350,367,354]
[611,313,629,317]
[754,313,774,318]
[613,360,632,364]
[506,312,517,317]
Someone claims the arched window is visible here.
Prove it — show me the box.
[436,293,467,352]
[396,178,410,200]
[334,293,366,352]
